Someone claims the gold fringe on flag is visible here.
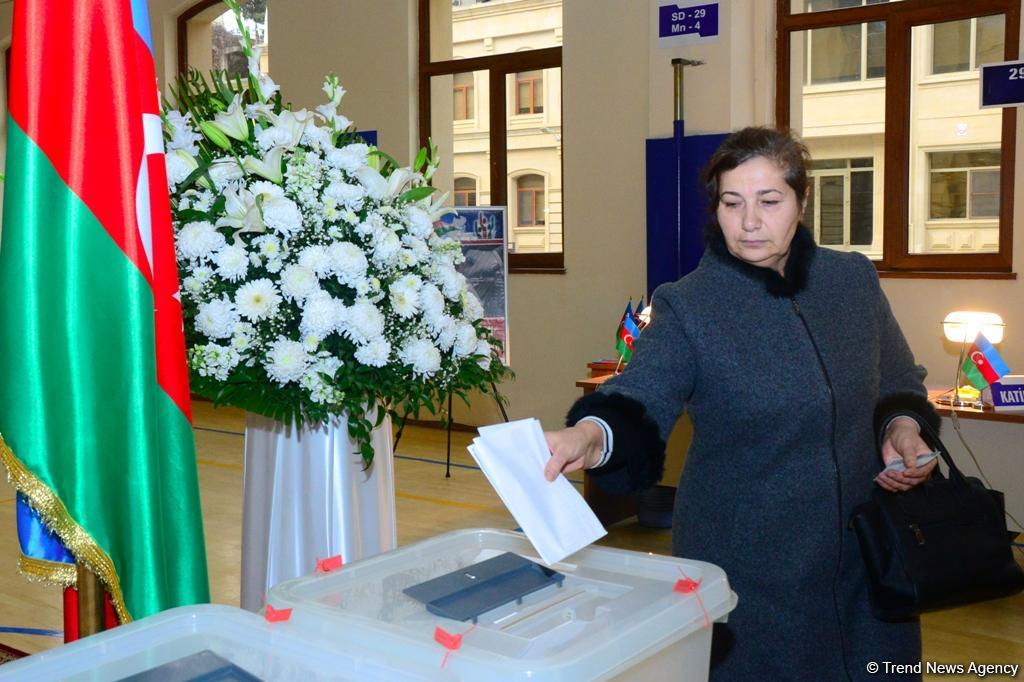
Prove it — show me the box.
[18,555,76,586]
[0,433,132,623]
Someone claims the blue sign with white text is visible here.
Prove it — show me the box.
[658,3,719,40]
[980,61,1024,108]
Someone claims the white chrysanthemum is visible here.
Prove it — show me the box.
[389,283,420,319]
[301,354,344,404]
[372,229,402,266]
[264,338,309,385]
[475,338,494,369]
[454,322,478,358]
[461,290,484,321]
[355,211,384,237]
[235,279,281,321]
[326,242,368,285]
[302,333,322,352]
[298,245,332,277]
[394,274,423,293]
[213,244,249,282]
[326,143,369,173]
[342,299,385,344]
[436,265,467,301]
[301,125,333,151]
[192,265,214,283]
[405,206,435,239]
[266,258,284,274]
[189,190,215,213]
[254,234,283,260]
[300,290,344,337]
[250,181,285,200]
[195,298,240,340]
[176,221,225,261]
[400,337,442,377]
[262,197,303,238]
[208,160,244,189]
[255,125,293,151]
[355,338,392,367]
[420,283,446,317]
[434,315,458,351]
[324,181,366,209]
[280,264,319,301]
[166,151,194,187]
[398,250,420,269]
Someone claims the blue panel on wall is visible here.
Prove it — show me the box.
[645,123,727,296]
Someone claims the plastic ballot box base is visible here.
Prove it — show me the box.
[269,528,738,681]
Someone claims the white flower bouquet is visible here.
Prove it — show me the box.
[164,1,508,464]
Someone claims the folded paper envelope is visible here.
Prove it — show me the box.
[469,418,606,565]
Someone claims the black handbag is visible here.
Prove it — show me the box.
[849,420,1024,622]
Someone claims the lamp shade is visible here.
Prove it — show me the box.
[942,311,1005,344]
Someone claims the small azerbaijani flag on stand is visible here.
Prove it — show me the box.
[961,332,1011,390]
[0,0,210,624]
[616,302,641,363]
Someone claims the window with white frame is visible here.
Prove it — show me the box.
[928,150,1000,220]
[805,158,875,248]
[804,0,889,85]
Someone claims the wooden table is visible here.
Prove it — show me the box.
[928,389,1024,424]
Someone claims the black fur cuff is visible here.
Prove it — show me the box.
[874,391,942,450]
[566,390,666,495]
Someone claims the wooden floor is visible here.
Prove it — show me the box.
[0,401,1021,678]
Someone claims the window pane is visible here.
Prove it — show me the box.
[976,14,1005,68]
[507,68,561,253]
[430,0,562,61]
[809,24,862,84]
[850,171,874,245]
[795,0,897,14]
[453,72,474,120]
[970,169,1000,218]
[866,21,886,78]
[430,70,490,217]
[932,20,970,74]
[911,17,1003,253]
[516,71,544,114]
[791,26,884,258]
[818,176,845,244]
[929,170,967,219]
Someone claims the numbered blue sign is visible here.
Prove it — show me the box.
[657,1,719,48]
[980,60,1024,108]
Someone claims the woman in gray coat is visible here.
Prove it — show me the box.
[545,127,940,681]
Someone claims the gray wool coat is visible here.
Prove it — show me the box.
[571,227,939,682]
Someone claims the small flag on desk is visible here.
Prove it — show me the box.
[961,332,1011,390]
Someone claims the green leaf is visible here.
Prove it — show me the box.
[398,186,435,204]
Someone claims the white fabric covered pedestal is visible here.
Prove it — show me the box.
[240,411,397,612]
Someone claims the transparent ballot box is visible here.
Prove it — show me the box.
[269,528,738,681]
[0,603,413,681]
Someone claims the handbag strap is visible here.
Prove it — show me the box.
[915,418,968,486]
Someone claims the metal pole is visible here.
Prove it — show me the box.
[445,392,453,478]
[76,563,105,638]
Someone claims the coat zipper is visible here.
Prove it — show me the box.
[792,298,853,682]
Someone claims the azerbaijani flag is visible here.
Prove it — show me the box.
[0,0,209,621]
[961,332,1011,390]
[616,302,640,362]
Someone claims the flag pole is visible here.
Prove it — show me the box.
[76,563,106,637]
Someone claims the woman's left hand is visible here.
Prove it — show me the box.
[876,417,938,492]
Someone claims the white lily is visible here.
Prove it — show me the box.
[386,167,417,199]
[270,109,312,148]
[322,76,346,108]
[216,188,266,241]
[243,145,285,184]
[210,94,250,142]
[247,45,263,77]
[424,191,456,221]
[256,73,280,101]
[355,165,388,200]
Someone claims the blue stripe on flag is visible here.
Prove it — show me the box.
[130,0,155,54]
[976,333,1011,377]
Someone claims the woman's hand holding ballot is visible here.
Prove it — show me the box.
[543,420,605,481]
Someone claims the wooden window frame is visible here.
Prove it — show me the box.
[516,177,545,226]
[419,0,564,273]
[454,177,477,207]
[776,0,1019,274]
[177,0,224,76]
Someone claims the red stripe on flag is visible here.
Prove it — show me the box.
[8,0,151,282]
[969,349,1001,385]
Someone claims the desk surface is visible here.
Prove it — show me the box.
[928,390,1024,424]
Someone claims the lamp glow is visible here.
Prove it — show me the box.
[942,311,1004,344]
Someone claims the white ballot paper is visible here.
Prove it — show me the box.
[469,418,606,565]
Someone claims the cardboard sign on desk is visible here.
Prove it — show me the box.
[987,375,1024,412]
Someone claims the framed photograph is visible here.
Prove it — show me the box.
[436,207,509,365]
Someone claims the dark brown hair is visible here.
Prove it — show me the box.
[702,126,811,216]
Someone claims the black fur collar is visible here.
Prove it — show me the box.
[705,225,816,298]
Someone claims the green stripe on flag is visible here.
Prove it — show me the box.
[960,356,990,390]
[0,118,208,620]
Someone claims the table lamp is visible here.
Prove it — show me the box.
[935,311,1005,407]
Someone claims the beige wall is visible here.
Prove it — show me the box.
[1,0,1021,452]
